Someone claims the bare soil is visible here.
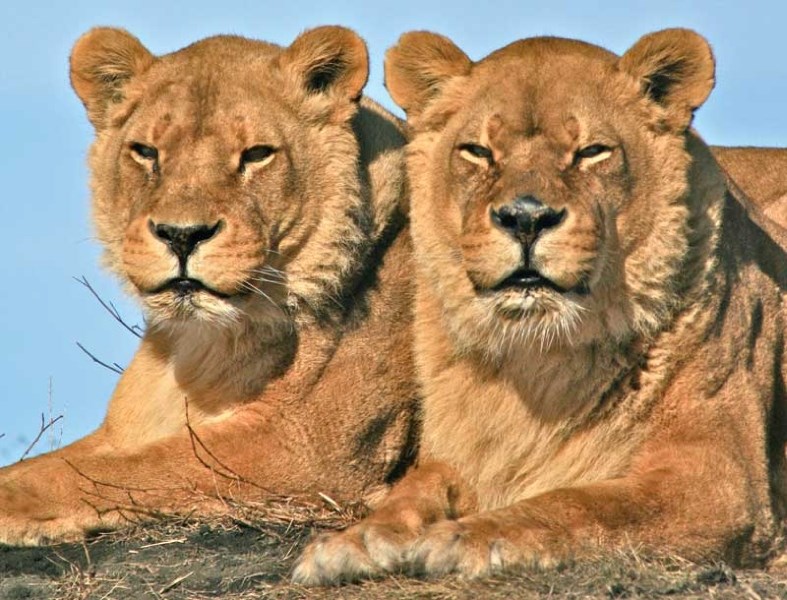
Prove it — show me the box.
[1,502,785,599]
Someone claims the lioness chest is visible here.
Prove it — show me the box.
[420,357,647,511]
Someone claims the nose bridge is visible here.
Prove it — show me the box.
[151,162,222,226]
[156,184,217,219]
[499,136,557,203]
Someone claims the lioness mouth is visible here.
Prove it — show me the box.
[492,269,566,293]
[153,277,230,298]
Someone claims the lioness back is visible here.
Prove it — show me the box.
[713,146,787,228]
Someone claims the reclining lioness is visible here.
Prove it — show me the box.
[294,28,787,582]
[0,26,418,545]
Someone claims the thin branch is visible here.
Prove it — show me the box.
[63,458,169,494]
[183,397,272,494]
[76,342,124,375]
[74,275,143,338]
[19,413,64,461]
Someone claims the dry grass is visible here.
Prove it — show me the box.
[1,500,785,599]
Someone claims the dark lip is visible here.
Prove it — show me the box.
[491,269,567,293]
[150,277,231,299]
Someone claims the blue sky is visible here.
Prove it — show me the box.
[2,0,786,464]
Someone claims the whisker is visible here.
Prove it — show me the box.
[249,267,287,280]
[240,281,284,313]
[250,276,288,287]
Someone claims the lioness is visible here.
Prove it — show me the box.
[294,28,787,583]
[0,26,419,545]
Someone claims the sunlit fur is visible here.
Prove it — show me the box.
[0,27,419,546]
[402,44,705,363]
[87,35,374,337]
[293,28,787,585]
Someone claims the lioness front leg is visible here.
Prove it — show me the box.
[292,462,473,585]
[409,450,757,578]
[0,406,341,545]
[409,483,638,577]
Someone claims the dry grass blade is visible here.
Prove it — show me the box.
[138,538,186,549]
[159,570,193,594]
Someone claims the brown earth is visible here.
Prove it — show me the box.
[1,500,785,599]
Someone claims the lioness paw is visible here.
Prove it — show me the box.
[409,519,550,578]
[292,522,413,585]
[408,520,500,578]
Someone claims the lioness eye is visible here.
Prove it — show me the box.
[458,143,494,166]
[130,142,159,161]
[240,145,277,172]
[576,144,610,158]
[574,144,613,168]
[129,142,159,173]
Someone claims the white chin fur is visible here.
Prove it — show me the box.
[463,291,589,359]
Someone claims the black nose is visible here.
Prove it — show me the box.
[149,220,222,264]
[491,195,565,243]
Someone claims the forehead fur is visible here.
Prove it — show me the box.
[148,36,281,83]
[415,37,633,135]
[124,36,285,111]
[476,37,618,93]
[483,36,617,65]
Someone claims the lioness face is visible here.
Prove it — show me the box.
[71,28,369,330]
[387,32,715,355]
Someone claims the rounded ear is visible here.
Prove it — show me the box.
[384,31,472,119]
[618,28,715,131]
[278,26,368,102]
[70,27,154,130]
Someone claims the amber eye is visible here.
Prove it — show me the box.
[240,145,277,172]
[458,143,494,166]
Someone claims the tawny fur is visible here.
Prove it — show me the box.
[294,28,787,584]
[0,26,782,551]
[0,27,419,545]
[713,146,787,228]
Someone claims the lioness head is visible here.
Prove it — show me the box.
[386,29,720,357]
[71,26,370,331]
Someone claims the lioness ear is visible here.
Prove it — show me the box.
[278,26,369,104]
[385,31,472,119]
[70,27,154,130]
[619,28,715,131]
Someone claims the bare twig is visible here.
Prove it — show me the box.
[75,275,143,338]
[183,397,272,494]
[64,459,173,494]
[76,342,124,375]
[19,413,64,461]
